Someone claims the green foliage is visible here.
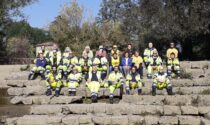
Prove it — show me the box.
[98,0,210,59]
[7,21,52,45]
[20,64,30,71]
[0,0,38,58]
[200,89,210,95]
[49,1,128,54]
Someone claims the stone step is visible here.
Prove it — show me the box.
[10,96,82,105]
[121,95,210,106]
[29,103,210,116]
[9,95,210,106]
[5,67,210,81]
[7,85,210,97]
[5,78,210,88]
[180,61,210,69]
[5,114,210,125]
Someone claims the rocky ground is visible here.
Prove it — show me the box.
[1,61,210,125]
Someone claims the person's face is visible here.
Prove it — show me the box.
[52,67,56,72]
[131,67,136,73]
[170,54,175,59]
[84,54,88,59]
[53,44,57,50]
[113,47,117,50]
[39,53,44,58]
[128,45,132,50]
[125,53,129,57]
[135,51,139,56]
[114,67,118,72]
[73,69,77,74]
[149,43,153,48]
[69,53,72,57]
[170,43,174,48]
[93,66,97,71]
[159,67,164,73]
[113,54,117,58]
[86,47,90,51]
[153,53,158,57]
[41,46,45,50]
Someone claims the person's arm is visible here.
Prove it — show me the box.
[166,49,170,58]
[175,49,178,58]
[121,58,125,66]
[89,51,93,59]
[129,58,133,67]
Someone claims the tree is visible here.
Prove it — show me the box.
[0,0,37,57]
[49,1,84,52]
[7,21,52,45]
[98,0,210,59]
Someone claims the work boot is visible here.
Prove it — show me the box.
[167,88,173,95]
[55,90,60,97]
[126,89,130,95]
[147,74,152,79]
[28,73,33,80]
[152,87,156,96]
[119,84,124,98]
[40,73,45,80]
[137,89,142,95]
[69,91,76,96]
[109,95,114,104]
[46,89,52,96]
[91,95,98,103]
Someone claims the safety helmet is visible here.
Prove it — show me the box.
[99,45,103,49]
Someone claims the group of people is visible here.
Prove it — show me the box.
[28,42,180,103]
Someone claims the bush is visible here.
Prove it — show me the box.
[7,37,35,58]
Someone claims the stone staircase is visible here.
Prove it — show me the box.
[2,61,210,125]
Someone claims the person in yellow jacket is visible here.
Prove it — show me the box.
[63,47,71,58]
[109,53,120,73]
[166,42,178,59]
[132,51,144,79]
[167,53,180,79]
[152,66,173,96]
[143,42,157,68]
[111,45,120,57]
[92,52,108,80]
[46,49,62,72]
[125,66,143,95]
[147,50,163,79]
[45,66,62,97]
[87,65,102,103]
[57,52,71,80]
[66,66,81,96]
[104,66,124,103]
[79,53,92,81]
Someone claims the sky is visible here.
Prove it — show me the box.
[22,0,102,28]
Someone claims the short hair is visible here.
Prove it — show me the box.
[170,52,175,56]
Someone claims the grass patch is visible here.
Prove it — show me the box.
[200,89,210,95]
[20,64,30,71]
